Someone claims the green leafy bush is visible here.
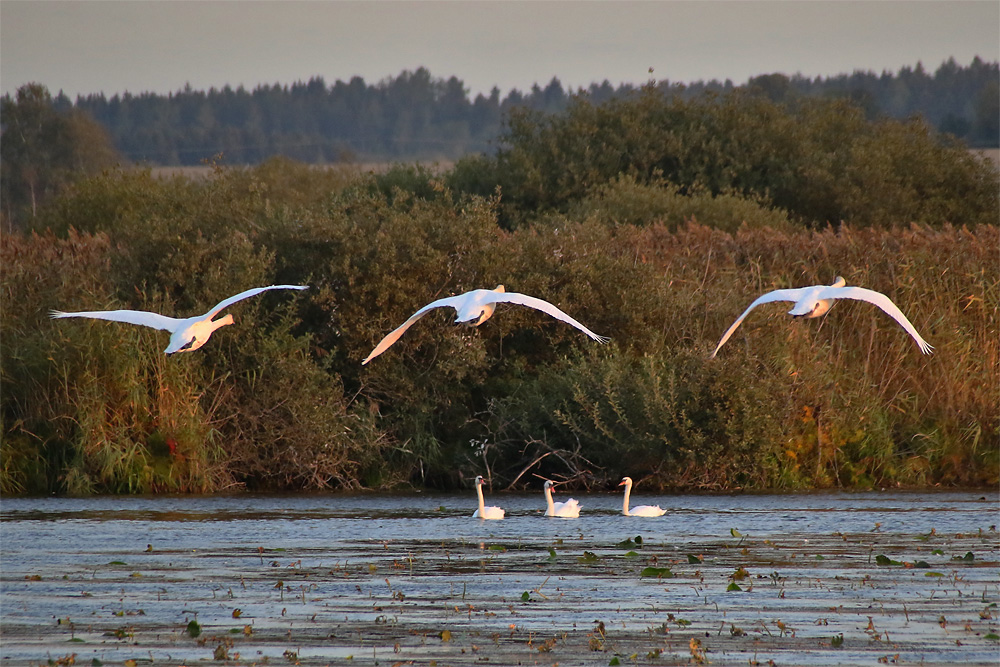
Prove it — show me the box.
[2,101,996,494]
[449,89,998,230]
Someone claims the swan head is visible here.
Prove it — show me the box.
[618,477,632,487]
[474,475,484,487]
[831,276,846,288]
[543,480,554,490]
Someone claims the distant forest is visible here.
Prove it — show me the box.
[31,57,1000,164]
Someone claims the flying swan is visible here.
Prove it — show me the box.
[472,475,505,520]
[543,480,581,518]
[619,477,666,517]
[362,285,608,364]
[710,277,933,358]
[51,285,309,354]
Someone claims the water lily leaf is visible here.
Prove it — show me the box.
[914,560,931,568]
[488,545,506,551]
[952,551,975,562]
[875,554,901,566]
[609,658,621,666]
[623,550,639,559]
[578,551,601,563]
[730,528,742,537]
[640,567,673,578]
[440,629,452,642]
[520,591,530,602]
[726,582,742,591]
[547,547,557,561]
[186,620,201,638]
[687,554,703,564]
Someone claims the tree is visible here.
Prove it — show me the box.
[1,83,121,227]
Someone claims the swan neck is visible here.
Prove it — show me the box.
[622,482,632,515]
[544,485,555,512]
[476,483,486,514]
[212,313,235,331]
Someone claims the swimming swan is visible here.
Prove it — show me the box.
[362,285,608,364]
[619,477,666,517]
[710,277,933,358]
[472,475,505,520]
[51,285,309,354]
[543,480,581,518]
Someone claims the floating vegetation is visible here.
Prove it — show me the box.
[616,535,643,550]
[640,567,673,579]
[2,493,997,666]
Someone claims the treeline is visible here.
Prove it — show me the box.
[45,57,1000,164]
[1,89,997,495]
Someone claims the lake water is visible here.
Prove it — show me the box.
[2,490,997,665]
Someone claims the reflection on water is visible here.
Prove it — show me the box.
[1,490,997,666]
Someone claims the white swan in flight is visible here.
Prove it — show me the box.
[710,276,933,358]
[51,285,309,354]
[362,285,608,364]
[472,475,505,520]
[619,477,666,517]
[543,480,581,518]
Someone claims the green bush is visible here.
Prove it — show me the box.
[449,89,998,229]
[2,100,996,494]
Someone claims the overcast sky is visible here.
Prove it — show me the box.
[2,1,997,100]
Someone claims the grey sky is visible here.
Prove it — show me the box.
[2,1,997,100]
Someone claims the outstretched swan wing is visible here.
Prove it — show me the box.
[205,285,309,319]
[489,292,609,342]
[50,308,181,332]
[362,294,466,364]
[820,286,933,354]
[710,288,805,358]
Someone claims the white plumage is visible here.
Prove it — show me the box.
[710,277,933,358]
[543,480,581,518]
[619,477,666,517]
[472,475,505,520]
[51,285,308,354]
[362,285,608,364]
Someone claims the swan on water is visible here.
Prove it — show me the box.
[543,480,581,518]
[472,475,505,520]
[710,276,933,358]
[619,477,666,517]
[51,285,309,354]
[362,285,609,364]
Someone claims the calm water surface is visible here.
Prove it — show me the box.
[2,490,997,666]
